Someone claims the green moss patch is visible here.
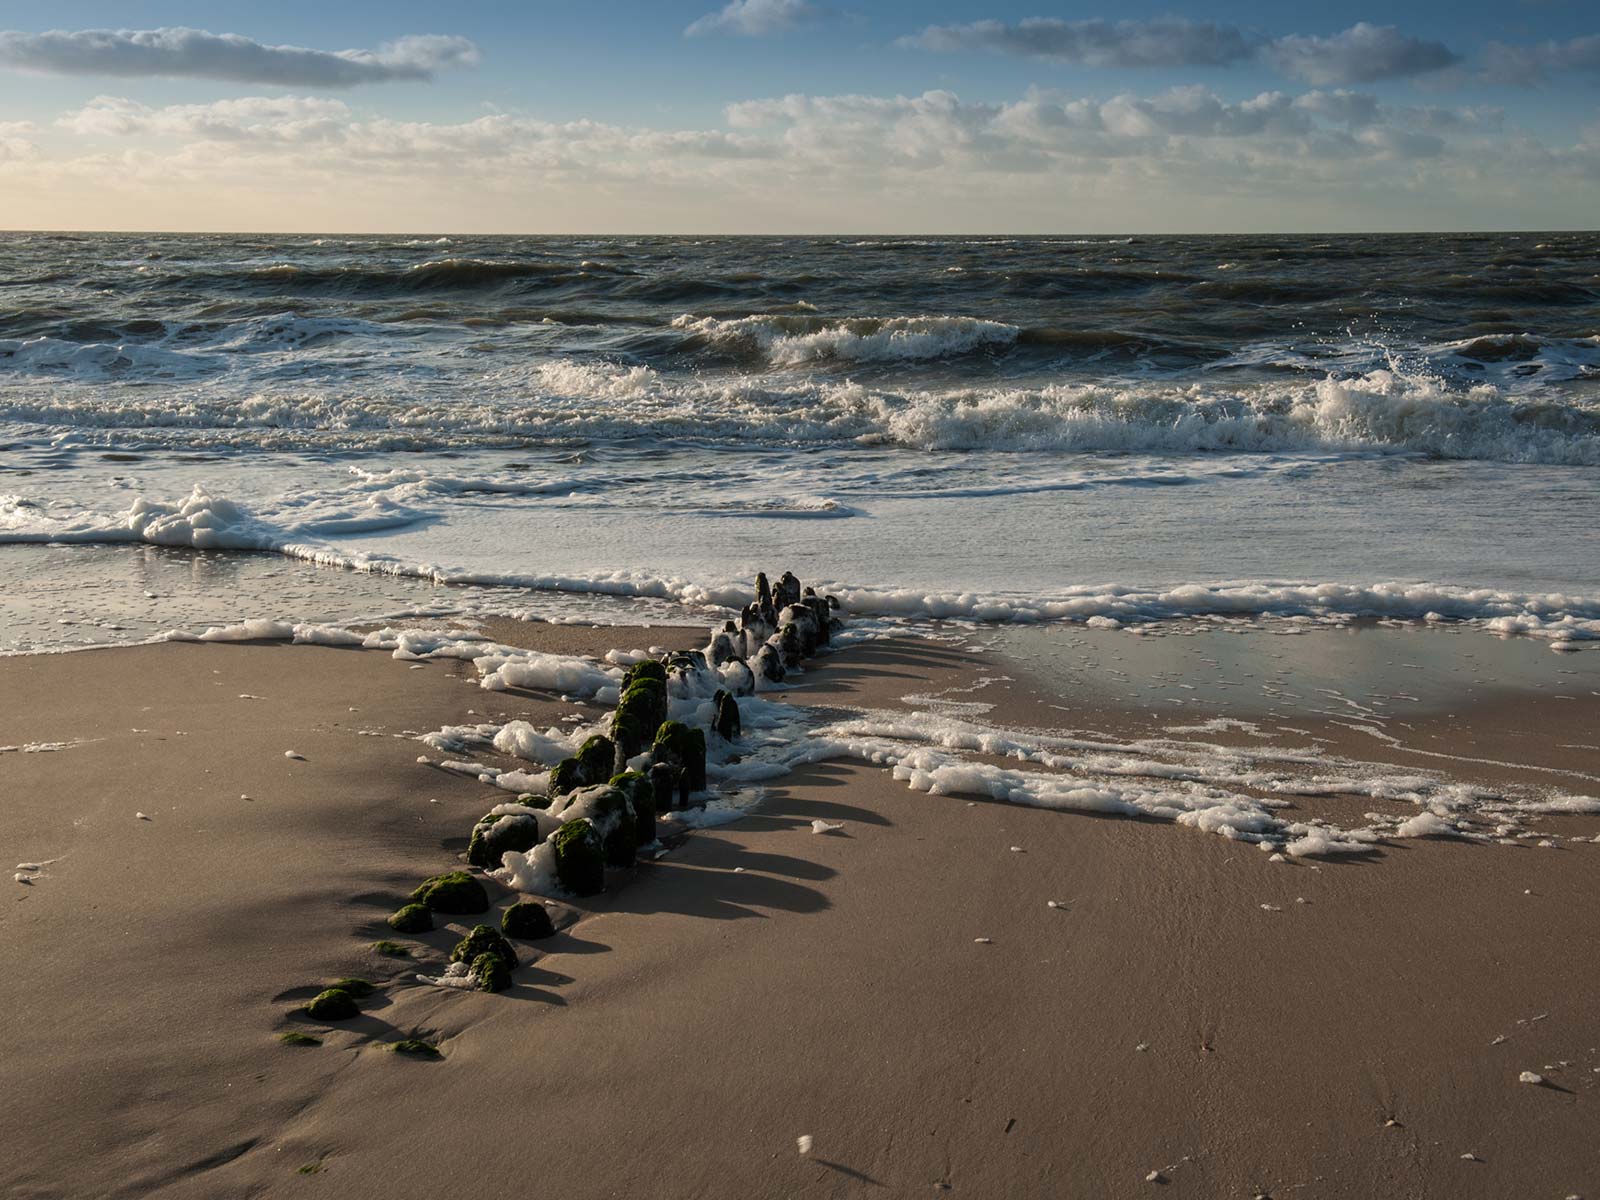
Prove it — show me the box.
[653,720,707,793]
[471,951,512,993]
[548,756,586,798]
[611,770,657,848]
[304,988,359,1021]
[615,676,668,750]
[576,733,616,781]
[466,811,542,870]
[551,817,605,896]
[449,924,519,970]
[278,1031,322,1047]
[411,870,490,915]
[330,977,376,998]
[371,940,411,958]
[392,1038,442,1059]
[622,659,667,688]
[387,903,433,933]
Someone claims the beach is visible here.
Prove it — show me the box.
[5,615,1596,1199]
[3,4,1600,1192]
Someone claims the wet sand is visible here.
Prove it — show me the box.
[3,625,1597,1198]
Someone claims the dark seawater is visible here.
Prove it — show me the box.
[1,231,1597,650]
[2,231,1598,406]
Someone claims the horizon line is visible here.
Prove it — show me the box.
[3,226,1597,238]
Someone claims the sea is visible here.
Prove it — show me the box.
[2,231,1598,652]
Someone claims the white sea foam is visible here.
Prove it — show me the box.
[3,353,1594,464]
[11,481,1600,647]
[671,313,1020,364]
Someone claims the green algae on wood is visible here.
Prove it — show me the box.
[615,673,668,750]
[392,1038,442,1058]
[653,720,707,793]
[551,817,605,896]
[548,756,587,798]
[575,734,616,782]
[611,769,657,847]
[411,870,489,915]
[449,924,519,971]
[387,903,434,933]
[466,810,542,870]
[304,987,359,1021]
[471,951,512,993]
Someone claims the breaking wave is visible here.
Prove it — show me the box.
[669,313,1021,364]
[2,359,1596,465]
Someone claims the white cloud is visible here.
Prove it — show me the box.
[905,18,1462,87]
[0,119,36,162]
[686,0,820,38]
[58,95,352,141]
[7,86,1594,232]
[0,27,478,87]
[1264,23,1458,85]
[1481,35,1600,86]
[1292,90,1382,128]
[901,18,1255,68]
[54,95,774,167]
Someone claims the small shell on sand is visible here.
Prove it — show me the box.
[284,750,305,760]
[796,1135,813,1156]
[1519,1071,1545,1085]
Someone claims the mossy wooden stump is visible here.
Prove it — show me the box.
[411,870,490,915]
[653,720,707,796]
[551,818,605,896]
[387,903,433,933]
[466,811,543,870]
[503,900,556,939]
[304,987,359,1021]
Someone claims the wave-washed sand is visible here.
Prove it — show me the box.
[2,618,1597,1198]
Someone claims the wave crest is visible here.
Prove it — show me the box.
[671,313,1020,364]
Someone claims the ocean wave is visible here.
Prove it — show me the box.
[1,362,1596,465]
[1436,332,1600,382]
[863,371,1600,462]
[0,335,221,379]
[670,313,1020,364]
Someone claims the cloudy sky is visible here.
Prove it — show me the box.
[0,0,1595,231]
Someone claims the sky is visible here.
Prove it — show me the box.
[0,1,1595,232]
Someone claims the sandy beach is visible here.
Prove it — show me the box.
[4,619,1596,1199]
[5,11,1600,1199]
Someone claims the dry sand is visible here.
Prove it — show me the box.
[3,625,1597,1198]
